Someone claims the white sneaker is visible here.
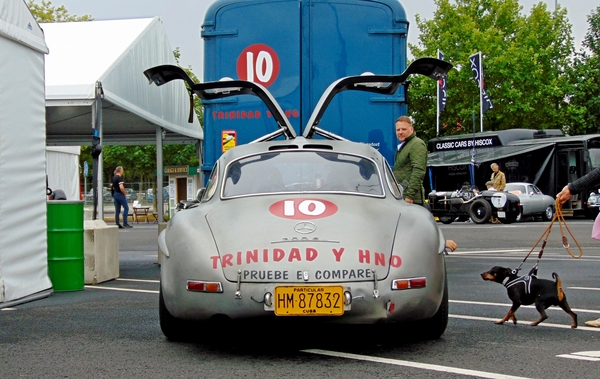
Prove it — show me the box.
[584,318,600,327]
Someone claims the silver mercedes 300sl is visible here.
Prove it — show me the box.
[144,58,453,342]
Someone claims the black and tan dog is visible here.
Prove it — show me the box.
[480,266,577,328]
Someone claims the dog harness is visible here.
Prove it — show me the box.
[503,275,534,294]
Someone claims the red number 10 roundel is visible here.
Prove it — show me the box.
[269,199,338,220]
[236,44,280,88]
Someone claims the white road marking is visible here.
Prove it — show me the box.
[116,278,160,283]
[569,286,600,291]
[450,249,530,255]
[302,349,534,379]
[557,351,600,362]
[450,314,599,331]
[448,255,600,263]
[450,299,600,315]
[84,285,158,294]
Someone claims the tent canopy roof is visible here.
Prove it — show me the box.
[42,18,202,146]
[0,0,47,53]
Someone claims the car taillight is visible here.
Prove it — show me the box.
[391,277,427,290]
[187,280,223,293]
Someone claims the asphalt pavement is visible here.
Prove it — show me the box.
[2,219,600,379]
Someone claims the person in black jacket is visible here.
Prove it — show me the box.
[557,168,600,327]
[112,166,132,229]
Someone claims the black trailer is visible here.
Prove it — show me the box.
[426,129,600,217]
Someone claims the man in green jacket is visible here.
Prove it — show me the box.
[393,116,427,205]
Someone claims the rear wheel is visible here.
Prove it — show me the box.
[469,199,492,224]
[500,212,517,224]
[159,287,198,342]
[413,277,448,340]
[439,215,454,224]
[542,205,554,221]
[515,208,523,222]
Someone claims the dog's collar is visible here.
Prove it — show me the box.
[502,277,510,286]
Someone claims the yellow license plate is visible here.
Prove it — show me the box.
[274,286,344,316]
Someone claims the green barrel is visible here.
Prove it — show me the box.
[47,200,84,291]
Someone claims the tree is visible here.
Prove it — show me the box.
[174,47,204,126]
[567,6,600,135]
[408,0,574,141]
[27,0,92,23]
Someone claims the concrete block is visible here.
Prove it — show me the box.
[84,220,119,284]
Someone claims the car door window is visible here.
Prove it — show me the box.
[384,161,401,199]
[203,163,219,201]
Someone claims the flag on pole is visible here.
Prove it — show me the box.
[469,52,493,113]
[437,50,447,113]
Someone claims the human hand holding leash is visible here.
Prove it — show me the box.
[556,185,571,204]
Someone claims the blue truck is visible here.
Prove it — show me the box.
[200,0,410,179]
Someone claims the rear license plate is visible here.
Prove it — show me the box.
[274,286,344,316]
[497,211,506,218]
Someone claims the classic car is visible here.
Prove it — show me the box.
[144,58,453,342]
[124,188,137,203]
[146,187,169,202]
[504,182,555,221]
[586,190,600,218]
[85,188,115,204]
[429,185,521,224]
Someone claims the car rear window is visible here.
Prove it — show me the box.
[505,184,526,194]
[222,151,383,197]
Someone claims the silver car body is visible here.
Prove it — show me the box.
[504,182,555,220]
[145,58,453,340]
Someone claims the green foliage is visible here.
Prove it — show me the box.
[409,0,574,141]
[174,47,204,126]
[27,0,92,22]
[164,144,200,166]
[89,144,200,185]
[567,6,600,135]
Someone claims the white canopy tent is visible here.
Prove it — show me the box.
[42,17,203,219]
[0,0,53,307]
[46,146,81,201]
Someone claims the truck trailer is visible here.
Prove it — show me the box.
[201,0,411,179]
[427,129,600,217]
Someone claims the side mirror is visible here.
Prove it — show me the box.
[196,188,206,201]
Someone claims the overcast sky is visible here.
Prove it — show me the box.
[52,0,599,76]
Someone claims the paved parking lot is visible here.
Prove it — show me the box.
[2,220,600,378]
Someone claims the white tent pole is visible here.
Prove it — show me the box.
[97,83,104,220]
[156,127,164,223]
